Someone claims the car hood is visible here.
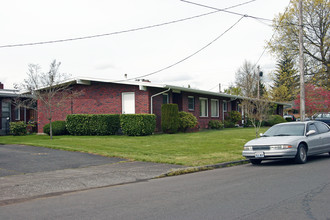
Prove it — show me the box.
[245,136,303,146]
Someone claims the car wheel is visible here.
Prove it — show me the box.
[295,144,307,164]
[250,159,262,165]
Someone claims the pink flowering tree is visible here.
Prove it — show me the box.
[294,84,330,116]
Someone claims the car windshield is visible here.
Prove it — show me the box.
[263,124,305,137]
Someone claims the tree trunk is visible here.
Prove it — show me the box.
[49,119,53,140]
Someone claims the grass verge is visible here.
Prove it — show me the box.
[0,127,267,167]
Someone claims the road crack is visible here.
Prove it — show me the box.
[302,182,330,220]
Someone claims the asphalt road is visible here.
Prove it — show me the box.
[1,154,329,220]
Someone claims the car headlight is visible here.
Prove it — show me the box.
[244,146,253,151]
[270,145,293,150]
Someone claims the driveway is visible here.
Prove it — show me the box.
[0,144,184,205]
[0,144,125,177]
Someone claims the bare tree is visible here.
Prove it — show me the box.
[235,60,258,97]
[241,98,270,138]
[16,60,80,139]
[235,61,270,137]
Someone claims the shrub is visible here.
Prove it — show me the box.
[9,121,27,136]
[227,111,242,123]
[243,118,253,127]
[43,121,68,136]
[161,104,179,134]
[178,111,198,132]
[285,117,293,122]
[224,120,235,128]
[66,114,120,135]
[208,120,224,130]
[120,114,156,136]
[264,115,286,126]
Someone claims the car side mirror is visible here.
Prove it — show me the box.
[306,130,316,136]
[259,133,264,137]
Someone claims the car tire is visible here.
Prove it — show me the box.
[295,144,307,164]
[250,159,262,165]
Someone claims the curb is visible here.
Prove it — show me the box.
[157,160,249,178]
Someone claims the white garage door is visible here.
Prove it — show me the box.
[122,92,135,114]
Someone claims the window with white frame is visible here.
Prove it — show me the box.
[15,107,20,120]
[199,98,208,117]
[163,94,169,104]
[188,96,195,110]
[211,99,219,117]
[223,101,228,112]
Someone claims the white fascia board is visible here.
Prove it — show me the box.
[73,76,166,89]
[163,84,242,100]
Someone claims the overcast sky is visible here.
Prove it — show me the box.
[0,0,290,91]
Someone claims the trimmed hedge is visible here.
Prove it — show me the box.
[66,114,120,135]
[178,111,198,132]
[120,114,156,136]
[161,104,179,134]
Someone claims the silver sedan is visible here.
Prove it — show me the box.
[242,121,330,165]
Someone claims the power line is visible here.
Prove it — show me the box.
[0,0,256,49]
[121,16,245,82]
[180,0,273,22]
[253,0,292,68]
[0,12,217,49]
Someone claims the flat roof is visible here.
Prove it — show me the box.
[24,76,291,107]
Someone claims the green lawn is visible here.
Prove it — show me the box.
[0,127,268,166]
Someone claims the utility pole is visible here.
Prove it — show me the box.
[299,0,305,121]
[257,66,263,99]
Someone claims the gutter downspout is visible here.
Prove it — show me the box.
[150,88,171,114]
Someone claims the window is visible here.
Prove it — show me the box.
[315,122,330,133]
[223,101,228,112]
[307,124,318,134]
[163,94,169,104]
[199,98,208,117]
[188,96,195,110]
[15,107,20,120]
[211,99,219,117]
[122,92,135,114]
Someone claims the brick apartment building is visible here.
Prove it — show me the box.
[36,77,285,133]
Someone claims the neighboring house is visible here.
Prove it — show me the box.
[0,82,37,135]
[36,77,285,133]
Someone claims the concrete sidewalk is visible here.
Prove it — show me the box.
[0,161,184,206]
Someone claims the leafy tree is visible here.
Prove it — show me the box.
[224,86,242,96]
[270,52,299,101]
[268,0,330,89]
[294,83,330,116]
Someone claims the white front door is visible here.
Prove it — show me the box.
[122,92,135,114]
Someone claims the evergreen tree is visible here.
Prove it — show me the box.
[271,52,299,102]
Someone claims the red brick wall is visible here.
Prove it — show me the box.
[36,81,246,133]
[179,92,229,129]
[37,82,150,133]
